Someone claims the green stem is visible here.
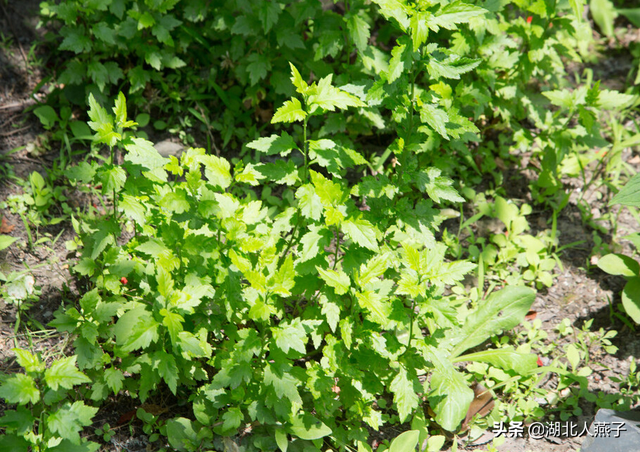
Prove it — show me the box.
[332,226,340,270]
[303,116,309,183]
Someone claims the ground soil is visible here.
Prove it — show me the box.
[1,4,640,452]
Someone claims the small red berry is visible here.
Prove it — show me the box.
[527,16,533,24]
[120,277,128,285]
[537,357,544,366]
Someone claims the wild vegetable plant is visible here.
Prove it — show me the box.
[12,88,544,452]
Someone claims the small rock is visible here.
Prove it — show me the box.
[154,140,184,158]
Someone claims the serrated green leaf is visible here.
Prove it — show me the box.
[342,218,379,251]
[0,374,40,405]
[199,155,232,189]
[113,92,127,127]
[289,63,308,94]
[104,367,124,394]
[317,267,350,295]
[154,351,178,394]
[13,348,45,373]
[389,367,419,423]
[309,74,366,112]
[272,98,307,123]
[47,401,98,445]
[263,362,303,405]
[429,1,486,31]
[296,184,323,221]
[427,348,474,431]
[247,132,297,156]
[420,104,449,138]
[44,356,91,391]
[272,319,307,354]
[347,14,370,51]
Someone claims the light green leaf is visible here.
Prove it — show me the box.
[113,92,127,127]
[317,267,350,295]
[450,286,536,357]
[247,132,297,156]
[44,356,91,391]
[222,407,243,431]
[272,320,307,354]
[104,367,124,394]
[199,155,232,189]
[272,98,307,124]
[289,63,308,94]
[622,277,640,323]
[597,254,640,277]
[420,104,449,138]
[296,184,323,221]
[610,172,640,207]
[0,235,18,251]
[389,430,419,452]
[427,348,474,431]
[454,347,538,374]
[275,428,289,452]
[389,367,419,423]
[13,348,45,373]
[429,1,486,31]
[342,218,379,251]
[309,74,366,112]
[288,414,332,440]
[0,374,40,405]
[347,14,370,51]
[263,362,302,405]
[47,401,97,444]
[590,0,617,37]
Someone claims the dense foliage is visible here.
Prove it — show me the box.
[1,0,638,451]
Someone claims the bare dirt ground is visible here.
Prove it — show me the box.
[1,4,640,452]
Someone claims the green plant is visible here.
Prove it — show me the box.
[0,350,98,452]
[596,170,640,323]
[32,90,542,452]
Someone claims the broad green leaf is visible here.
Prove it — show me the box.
[288,414,332,440]
[104,367,124,394]
[427,347,474,431]
[0,434,29,452]
[415,168,464,203]
[619,8,640,27]
[356,290,392,325]
[420,104,449,138]
[342,218,379,251]
[569,0,585,22]
[296,184,323,221]
[98,166,126,193]
[450,286,536,357]
[166,417,198,452]
[154,351,178,394]
[120,194,147,224]
[272,98,307,124]
[59,27,91,54]
[124,138,167,172]
[247,132,297,156]
[622,277,640,323]
[610,172,640,207]
[317,267,350,295]
[590,0,617,37]
[246,52,272,85]
[275,428,289,452]
[222,407,243,431]
[263,362,303,405]
[371,0,410,30]
[454,347,538,374]
[597,253,640,277]
[0,407,35,436]
[13,348,45,373]
[34,105,58,129]
[387,43,408,83]
[308,74,366,112]
[429,1,486,31]
[319,296,340,332]
[389,430,419,452]
[0,374,40,405]
[47,401,97,445]
[289,63,308,94]
[272,319,307,354]
[389,367,419,423]
[113,92,127,127]
[0,235,18,251]
[598,89,634,110]
[347,14,370,51]
[199,155,232,189]
[427,56,481,80]
[44,356,91,391]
